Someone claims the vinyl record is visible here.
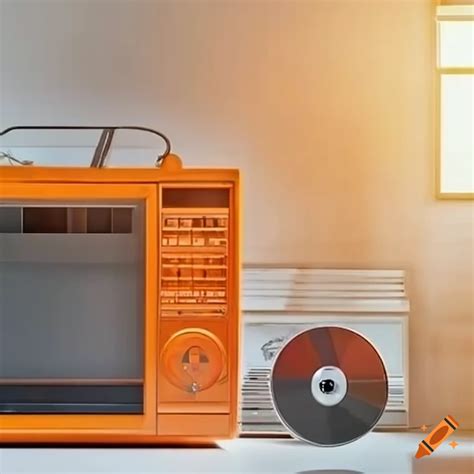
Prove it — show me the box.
[270,326,388,446]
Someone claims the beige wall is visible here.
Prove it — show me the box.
[1,0,473,428]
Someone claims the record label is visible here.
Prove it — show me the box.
[270,326,388,446]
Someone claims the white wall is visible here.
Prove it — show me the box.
[1,0,473,428]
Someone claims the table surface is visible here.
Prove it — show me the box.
[0,431,473,473]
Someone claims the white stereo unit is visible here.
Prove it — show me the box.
[240,267,409,434]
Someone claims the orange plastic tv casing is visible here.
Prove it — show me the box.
[0,156,241,444]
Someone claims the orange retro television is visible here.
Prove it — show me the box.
[0,126,240,444]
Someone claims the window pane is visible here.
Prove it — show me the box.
[440,74,474,194]
[439,21,474,68]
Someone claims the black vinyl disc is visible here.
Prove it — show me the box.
[270,326,388,446]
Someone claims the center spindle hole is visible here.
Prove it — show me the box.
[319,379,335,394]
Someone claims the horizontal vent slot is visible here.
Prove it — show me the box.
[162,188,229,208]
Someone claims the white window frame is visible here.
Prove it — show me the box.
[435,5,474,199]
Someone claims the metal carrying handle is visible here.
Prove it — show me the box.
[0,125,172,167]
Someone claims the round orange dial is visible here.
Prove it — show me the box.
[161,329,226,393]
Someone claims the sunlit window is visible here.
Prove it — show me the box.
[436,6,474,198]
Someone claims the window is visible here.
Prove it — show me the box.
[436,5,474,199]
